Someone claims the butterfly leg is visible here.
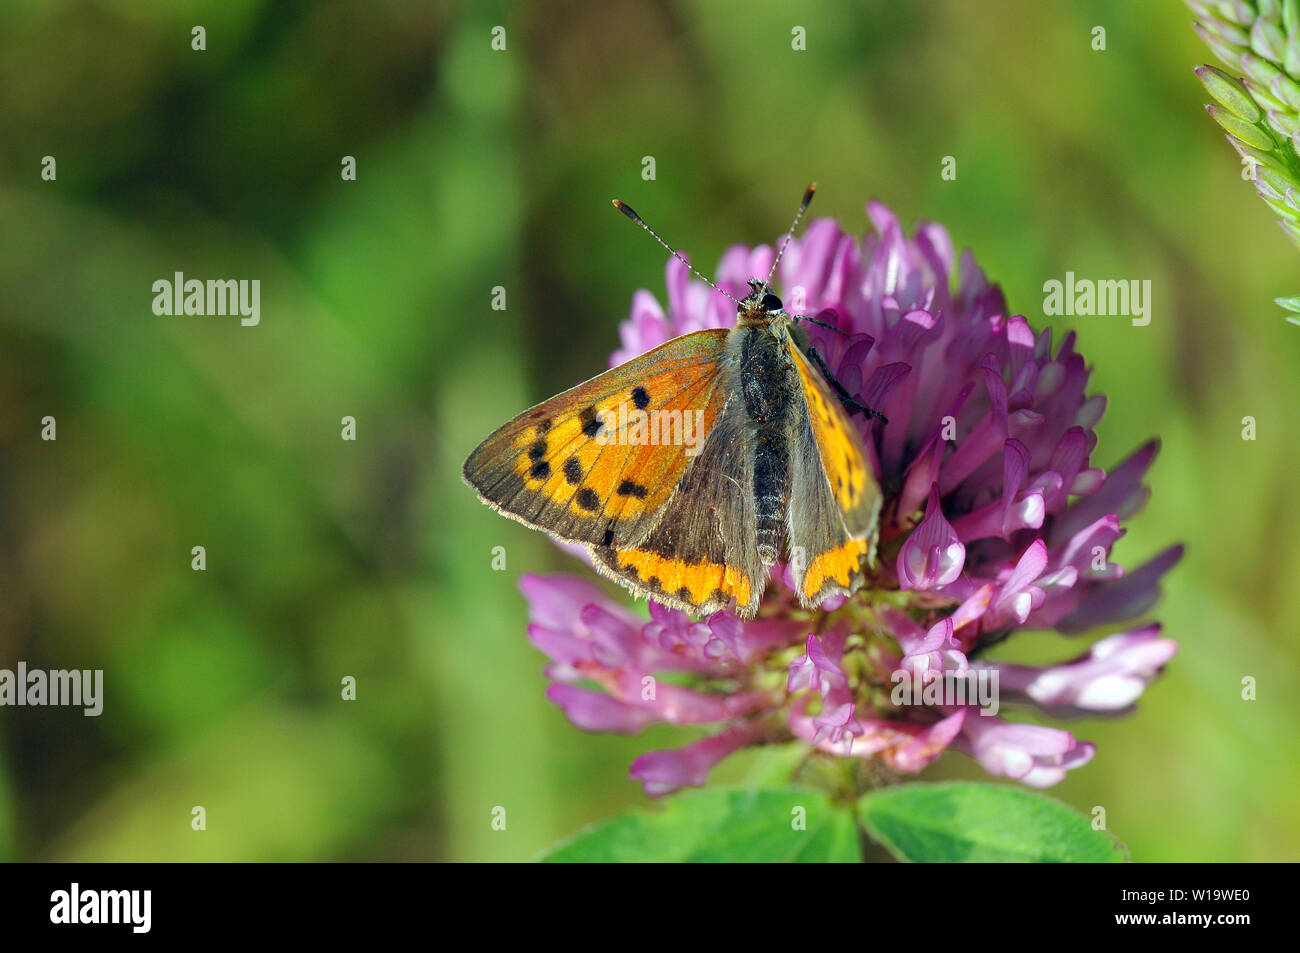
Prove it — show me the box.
[805,345,889,425]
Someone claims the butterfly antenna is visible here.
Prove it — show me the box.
[763,182,816,294]
[612,199,743,306]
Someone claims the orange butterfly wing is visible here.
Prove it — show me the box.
[590,388,764,618]
[785,339,882,606]
[463,329,729,551]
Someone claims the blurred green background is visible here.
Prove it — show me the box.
[0,0,1296,862]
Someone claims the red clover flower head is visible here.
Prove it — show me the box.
[523,202,1180,796]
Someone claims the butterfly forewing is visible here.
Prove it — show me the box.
[785,339,882,606]
[462,328,730,551]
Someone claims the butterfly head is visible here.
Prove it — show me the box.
[736,279,787,327]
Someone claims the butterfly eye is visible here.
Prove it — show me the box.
[761,293,783,312]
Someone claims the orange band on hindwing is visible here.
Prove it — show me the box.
[611,549,753,609]
[801,538,868,601]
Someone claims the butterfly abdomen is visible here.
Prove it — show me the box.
[752,430,789,566]
[735,327,798,567]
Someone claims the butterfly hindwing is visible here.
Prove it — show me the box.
[462,328,730,551]
[591,390,765,618]
[785,339,882,607]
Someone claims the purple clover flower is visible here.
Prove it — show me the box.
[523,202,1180,796]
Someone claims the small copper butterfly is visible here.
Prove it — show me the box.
[463,185,885,619]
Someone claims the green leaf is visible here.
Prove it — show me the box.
[1281,217,1300,246]
[737,741,813,786]
[1251,18,1287,63]
[1256,164,1297,195]
[859,782,1127,863]
[1273,70,1300,111]
[1253,84,1294,117]
[1200,15,1250,50]
[540,786,861,862]
[1240,51,1284,87]
[1197,65,1262,122]
[1207,104,1277,149]
[1260,192,1300,220]
[1284,35,1300,86]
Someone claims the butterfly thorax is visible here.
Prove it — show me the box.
[726,280,803,566]
[729,279,805,422]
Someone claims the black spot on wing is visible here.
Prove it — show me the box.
[575,488,600,511]
[529,461,551,480]
[581,406,603,437]
[631,386,650,410]
[528,438,548,461]
[616,480,648,499]
[563,457,583,486]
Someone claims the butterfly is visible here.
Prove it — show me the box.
[463,185,884,620]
